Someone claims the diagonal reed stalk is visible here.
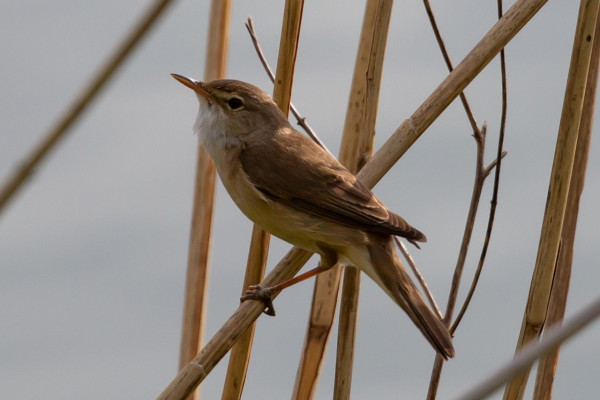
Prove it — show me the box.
[221,2,304,399]
[156,1,550,397]
[532,6,600,397]
[179,2,231,400]
[220,226,269,400]
[358,0,548,187]
[502,1,600,398]
[220,227,269,400]
[455,296,600,400]
[290,1,393,399]
[0,0,178,215]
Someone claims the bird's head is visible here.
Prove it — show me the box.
[171,75,287,139]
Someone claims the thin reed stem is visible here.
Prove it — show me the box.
[451,0,509,334]
[180,3,231,400]
[292,2,394,398]
[395,238,443,319]
[532,7,600,397]
[221,3,304,399]
[503,1,600,397]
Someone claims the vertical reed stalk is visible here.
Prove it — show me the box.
[502,1,600,398]
[532,5,600,398]
[221,226,269,400]
[291,2,393,399]
[335,1,393,399]
[359,0,549,188]
[179,2,231,400]
[221,1,304,398]
[158,248,314,400]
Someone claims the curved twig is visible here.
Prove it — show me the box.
[425,1,508,398]
[451,0,508,335]
[245,17,332,156]
[395,237,443,319]
[423,0,478,133]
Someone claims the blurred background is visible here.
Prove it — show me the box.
[1,1,598,398]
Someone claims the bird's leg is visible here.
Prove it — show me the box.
[241,250,337,316]
[241,264,329,316]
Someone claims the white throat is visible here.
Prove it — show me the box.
[193,97,216,143]
[192,96,240,165]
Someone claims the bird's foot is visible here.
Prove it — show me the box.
[240,285,276,316]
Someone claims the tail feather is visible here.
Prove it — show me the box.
[366,235,454,359]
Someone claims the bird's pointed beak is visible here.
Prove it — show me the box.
[171,73,212,102]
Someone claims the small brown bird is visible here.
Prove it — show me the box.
[172,75,454,359]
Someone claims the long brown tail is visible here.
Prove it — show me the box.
[366,234,454,359]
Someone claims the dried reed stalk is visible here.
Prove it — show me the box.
[272,0,304,112]
[532,5,600,398]
[179,2,231,400]
[291,2,392,399]
[221,2,304,398]
[455,296,600,400]
[157,1,550,397]
[336,1,393,398]
[502,1,600,398]
[0,0,177,214]
[221,226,269,400]
[157,248,314,400]
[334,266,361,400]
[359,0,548,188]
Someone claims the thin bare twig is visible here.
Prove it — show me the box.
[484,152,507,178]
[423,0,479,133]
[395,237,443,319]
[245,17,332,156]
[426,125,503,399]
[425,1,509,397]
[452,0,508,333]
[443,124,488,324]
[420,0,495,330]
[421,0,506,330]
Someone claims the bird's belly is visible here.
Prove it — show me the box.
[216,161,366,254]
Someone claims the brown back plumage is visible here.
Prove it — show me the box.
[240,126,426,243]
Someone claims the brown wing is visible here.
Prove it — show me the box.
[239,128,426,242]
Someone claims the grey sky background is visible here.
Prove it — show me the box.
[1,1,599,399]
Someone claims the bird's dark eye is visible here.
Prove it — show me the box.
[226,97,244,110]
